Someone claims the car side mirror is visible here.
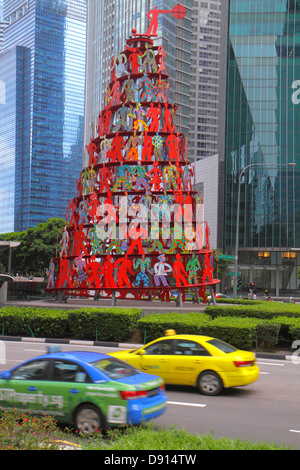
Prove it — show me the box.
[138,349,145,356]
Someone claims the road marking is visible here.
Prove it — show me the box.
[168,401,207,408]
[257,362,285,366]
[289,429,300,434]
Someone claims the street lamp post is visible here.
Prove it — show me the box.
[233,162,296,298]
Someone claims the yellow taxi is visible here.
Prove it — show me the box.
[110,331,259,396]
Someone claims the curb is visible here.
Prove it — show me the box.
[0,335,293,360]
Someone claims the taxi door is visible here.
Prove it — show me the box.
[167,339,211,385]
[132,339,174,383]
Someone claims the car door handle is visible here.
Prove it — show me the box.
[27,387,38,392]
[69,389,80,394]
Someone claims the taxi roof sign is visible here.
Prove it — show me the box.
[164,329,176,336]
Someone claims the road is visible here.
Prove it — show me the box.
[0,340,300,449]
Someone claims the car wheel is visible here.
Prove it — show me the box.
[75,404,104,434]
[197,371,223,396]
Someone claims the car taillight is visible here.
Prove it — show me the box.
[119,390,148,400]
[234,360,254,367]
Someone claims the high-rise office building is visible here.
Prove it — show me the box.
[224,0,300,294]
[0,0,87,233]
[84,0,193,160]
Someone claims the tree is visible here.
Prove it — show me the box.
[0,218,65,276]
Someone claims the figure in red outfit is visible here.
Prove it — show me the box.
[202,251,213,283]
[114,254,134,288]
[98,107,112,136]
[128,47,141,74]
[102,255,116,288]
[157,45,167,74]
[127,222,147,255]
[87,193,99,223]
[162,103,174,133]
[107,133,125,162]
[166,133,180,164]
[144,7,171,36]
[98,163,113,197]
[148,161,163,191]
[146,102,161,132]
[71,223,88,257]
[86,140,98,166]
[56,257,73,288]
[109,76,121,106]
[85,255,103,288]
[173,254,188,286]
[141,131,153,161]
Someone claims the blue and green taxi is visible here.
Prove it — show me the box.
[0,348,167,433]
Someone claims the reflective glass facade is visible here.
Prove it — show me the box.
[0,0,87,233]
[225,0,300,292]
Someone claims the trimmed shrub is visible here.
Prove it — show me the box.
[206,302,300,320]
[0,307,69,338]
[67,308,142,342]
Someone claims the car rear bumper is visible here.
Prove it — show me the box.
[127,394,168,424]
[222,366,260,388]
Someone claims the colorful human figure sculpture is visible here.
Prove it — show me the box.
[163,162,180,191]
[47,259,56,289]
[186,254,201,284]
[124,131,143,161]
[71,223,88,257]
[98,138,112,163]
[113,163,132,191]
[153,254,172,286]
[139,73,155,102]
[152,132,166,161]
[123,76,136,103]
[112,53,128,78]
[133,255,152,287]
[114,254,134,288]
[60,226,70,257]
[139,46,157,73]
[173,254,189,286]
[155,79,169,103]
[89,223,104,255]
[114,104,130,132]
[131,161,151,192]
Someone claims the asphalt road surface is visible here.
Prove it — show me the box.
[0,340,299,449]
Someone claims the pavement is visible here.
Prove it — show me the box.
[0,296,296,361]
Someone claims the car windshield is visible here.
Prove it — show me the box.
[206,339,237,354]
[92,358,139,380]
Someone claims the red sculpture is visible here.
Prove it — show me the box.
[47,19,219,305]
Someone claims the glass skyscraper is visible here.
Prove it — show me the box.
[0,0,87,233]
[225,0,300,293]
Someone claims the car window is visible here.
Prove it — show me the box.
[174,340,211,356]
[207,339,237,353]
[144,340,174,355]
[92,358,139,380]
[10,359,50,380]
[52,360,91,383]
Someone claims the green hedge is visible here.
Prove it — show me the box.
[206,302,300,320]
[0,307,70,338]
[67,308,141,342]
[138,313,266,350]
[0,307,142,343]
